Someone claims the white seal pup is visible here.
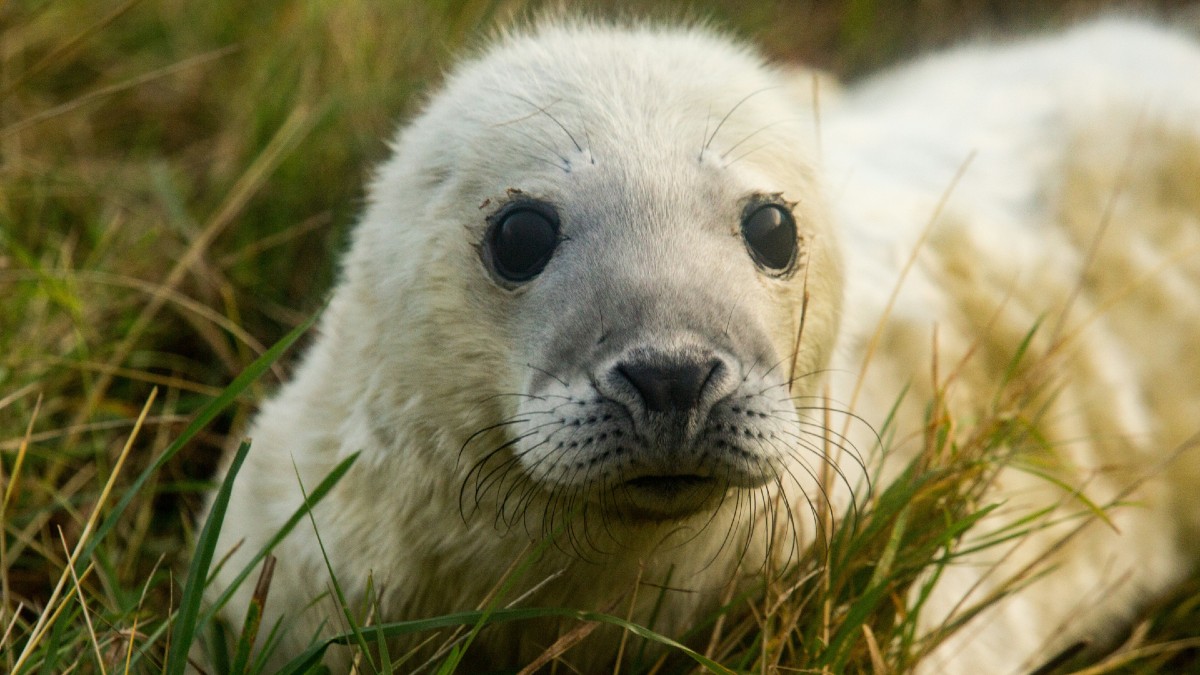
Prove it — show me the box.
[205,17,1200,673]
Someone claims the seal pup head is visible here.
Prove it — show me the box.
[341,20,844,546]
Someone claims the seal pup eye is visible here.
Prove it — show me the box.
[486,205,560,282]
[740,203,797,273]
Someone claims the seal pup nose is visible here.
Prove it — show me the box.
[616,357,723,413]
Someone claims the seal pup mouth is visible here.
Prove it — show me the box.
[617,473,724,520]
[624,474,714,495]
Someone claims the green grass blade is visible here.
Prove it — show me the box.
[991,318,1044,409]
[166,439,252,674]
[208,621,232,675]
[365,575,395,674]
[228,604,259,673]
[865,502,910,591]
[292,461,378,673]
[34,604,69,675]
[197,451,360,628]
[634,564,674,668]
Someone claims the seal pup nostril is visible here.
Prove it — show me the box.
[616,358,722,413]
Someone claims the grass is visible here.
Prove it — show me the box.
[2,0,1199,672]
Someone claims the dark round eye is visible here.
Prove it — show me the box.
[487,207,560,282]
[740,203,797,272]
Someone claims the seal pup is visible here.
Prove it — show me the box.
[204,17,1200,673]
[208,20,845,671]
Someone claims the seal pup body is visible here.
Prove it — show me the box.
[206,18,1200,673]
[823,20,1200,671]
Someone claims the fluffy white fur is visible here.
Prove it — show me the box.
[206,17,1200,673]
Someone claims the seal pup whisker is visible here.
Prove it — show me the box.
[719,116,810,161]
[777,420,866,487]
[501,92,587,155]
[723,142,774,168]
[700,84,784,158]
[766,437,837,545]
[523,362,570,388]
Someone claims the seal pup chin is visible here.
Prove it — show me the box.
[203,16,1200,673]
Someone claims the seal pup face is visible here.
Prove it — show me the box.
[348,22,844,542]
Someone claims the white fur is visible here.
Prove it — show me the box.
[206,17,1200,673]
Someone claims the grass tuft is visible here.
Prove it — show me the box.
[2,0,1197,673]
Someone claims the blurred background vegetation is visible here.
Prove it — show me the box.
[2,0,1199,672]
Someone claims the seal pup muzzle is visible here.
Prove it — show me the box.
[468,189,833,527]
